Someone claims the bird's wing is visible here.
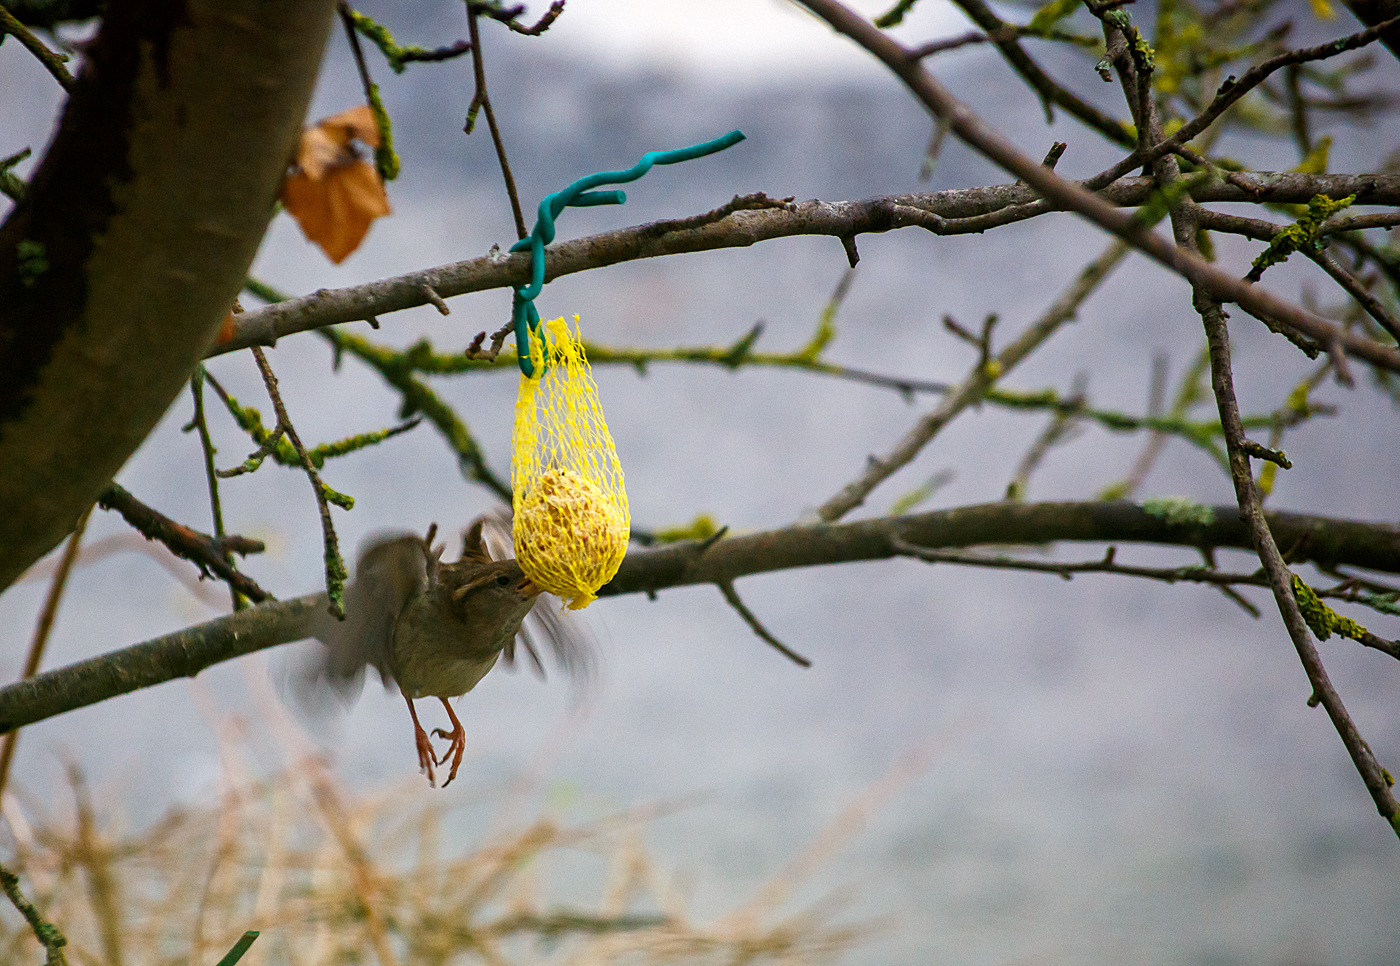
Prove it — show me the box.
[295,532,427,707]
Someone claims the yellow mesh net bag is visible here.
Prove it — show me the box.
[511,315,629,610]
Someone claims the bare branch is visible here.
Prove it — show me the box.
[96,483,270,603]
[218,173,1400,373]
[819,240,1130,521]
[717,580,812,667]
[793,0,1400,374]
[3,500,1398,734]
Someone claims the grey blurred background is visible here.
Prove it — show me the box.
[2,1,1399,963]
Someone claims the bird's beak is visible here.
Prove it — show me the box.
[519,578,540,596]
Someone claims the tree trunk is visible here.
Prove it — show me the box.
[0,0,336,590]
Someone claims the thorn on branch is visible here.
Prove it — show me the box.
[0,4,74,92]
[421,283,451,315]
[722,322,764,367]
[695,525,730,555]
[1016,141,1069,185]
[841,234,860,267]
[716,580,811,667]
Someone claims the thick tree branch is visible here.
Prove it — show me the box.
[218,173,1400,364]
[2,500,1396,733]
[0,0,338,591]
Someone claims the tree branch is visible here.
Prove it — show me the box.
[96,482,270,603]
[793,0,1400,374]
[218,173,1400,367]
[2,500,1396,733]
[819,239,1129,521]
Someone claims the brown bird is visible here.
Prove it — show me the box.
[301,517,591,787]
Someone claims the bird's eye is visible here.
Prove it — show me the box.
[496,574,512,586]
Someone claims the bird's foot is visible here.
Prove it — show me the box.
[405,696,438,787]
[429,724,466,787]
[432,696,468,787]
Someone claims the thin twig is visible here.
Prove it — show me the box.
[716,580,812,667]
[503,0,565,35]
[818,238,1130,521]
[249,347,349,618]
[1004,374,1086,501]
[466,7,527,239]
[0,506,90,802]
[187,366,242,611]
[463,319,518,361]
[892,537,1272,588]
[1115,349,1177,498]
[1310,247,1400,342]
[0,2,74,91]
[340,2,377,113]
[0,862,69,966]
[95,483,270,603]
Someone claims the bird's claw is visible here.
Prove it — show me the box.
[429,724,467,786]
[405,695,440,787]
[413,722,438,787]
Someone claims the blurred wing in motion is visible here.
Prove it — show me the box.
[473,511,598,689]
[283,532,426,714]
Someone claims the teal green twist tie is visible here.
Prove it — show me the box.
[511,129,745,376]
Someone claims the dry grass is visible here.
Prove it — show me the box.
[0,752,878,966]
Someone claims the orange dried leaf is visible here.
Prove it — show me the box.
[282,160,390,264]
[281,105,391,264]
[321,104,382,149]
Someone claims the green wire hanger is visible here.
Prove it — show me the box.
[511,129,745,377]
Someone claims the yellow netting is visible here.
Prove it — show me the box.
[511,315,629,609]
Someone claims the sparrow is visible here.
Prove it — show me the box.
[299,516,591,787]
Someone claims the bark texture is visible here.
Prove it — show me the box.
[0,0,337,590]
